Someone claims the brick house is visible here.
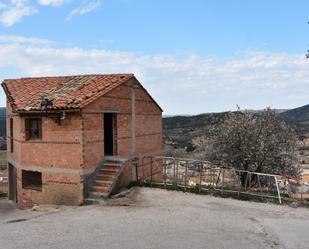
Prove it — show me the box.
[1,74,163,208]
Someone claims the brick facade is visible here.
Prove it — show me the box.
[5,76,162,208]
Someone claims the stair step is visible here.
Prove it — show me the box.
[92,185,110,193]
[99,169,118,175]
[96,175,115,181]
[86,158,126,203]
[104,165,121,170]
[105,159,123,163]
[104,161,122,166]
[94,180,113,186]
[100,168,118,172]
[98,172,116,177]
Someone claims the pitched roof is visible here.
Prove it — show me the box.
[1,74,138,112]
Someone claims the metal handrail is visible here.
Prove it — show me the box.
[135,156,296,204]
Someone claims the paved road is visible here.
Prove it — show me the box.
[0,188,308,249]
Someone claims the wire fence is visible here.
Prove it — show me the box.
[135,156,308,204]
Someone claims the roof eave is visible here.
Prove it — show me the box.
[16,108,81,115]
[1,80,16,111]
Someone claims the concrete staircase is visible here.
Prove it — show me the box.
[85,158,126,204]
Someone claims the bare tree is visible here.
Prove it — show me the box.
[164,144,187,158]
[202,108,301,186]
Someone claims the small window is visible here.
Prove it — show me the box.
[25,118,42,140]
[22,170,42,191]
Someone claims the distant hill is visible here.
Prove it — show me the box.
[0,107,5,138]
[164,109,289,130]
[163,112,227,130]
[163,112,228,152]
[163,107,309,153]
[278,105,309,140]
[279,104,309,124]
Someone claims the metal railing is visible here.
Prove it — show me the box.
[135,156,304,204]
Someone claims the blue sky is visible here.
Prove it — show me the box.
[0,0,309,114]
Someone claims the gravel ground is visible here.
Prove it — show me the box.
[0,187,309,249]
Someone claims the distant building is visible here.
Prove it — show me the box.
[1,74,163,208]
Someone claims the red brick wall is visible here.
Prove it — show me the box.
[7,105,83,170]
[6,77,163,207]
[81,80,134,167]
[81,112,104,169]
[16,168,83,208]
[82,78,163,179]
[6,102,84,208]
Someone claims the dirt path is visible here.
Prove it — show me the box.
[0,187,308,249]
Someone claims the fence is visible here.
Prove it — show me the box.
[135,156,306,204]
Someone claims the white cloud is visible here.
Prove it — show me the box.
[0,37,309,114]
[65,0,101,21]
[0,34,50,44]
[37,0,71,7]
[0,0,101,27]
[0,2,7,9]
[0,0,37,27]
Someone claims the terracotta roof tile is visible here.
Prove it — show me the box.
[1,74,134,111]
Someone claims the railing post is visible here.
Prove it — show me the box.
[141,156,145,181]
[245,172,249,191]
[257,174,261,189]
[150,156,153,184]
[199,162,202,193]
[163,158,166,188]
[208,166,211,189]
[274,176,282,204]
[184,160,188,191]
[211,168,214,187]
[216,169,221,187]
[176,159,179,188]
[173,157,176,189]
[221,169,225,195]
[257,174,263,201]
[236,171,241,197]
[132,157,138,182]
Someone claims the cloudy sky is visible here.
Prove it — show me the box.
[0,0,308,114]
